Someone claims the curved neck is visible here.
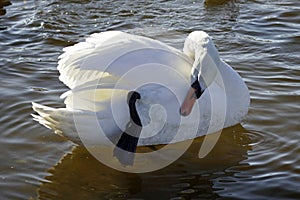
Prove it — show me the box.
[127,91,142,127]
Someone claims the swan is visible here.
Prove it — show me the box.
[32,31,250,153]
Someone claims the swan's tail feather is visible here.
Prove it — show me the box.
[31,102,82,144]
[31,113,61,134]
[32,102,61,134]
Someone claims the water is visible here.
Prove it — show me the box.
[0,0,299,199]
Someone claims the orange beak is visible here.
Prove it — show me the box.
[180,87,197,116]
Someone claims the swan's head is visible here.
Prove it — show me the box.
[183,31,220,73]
[180,31,220,116]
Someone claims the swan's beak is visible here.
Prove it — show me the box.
[180,87,197,116]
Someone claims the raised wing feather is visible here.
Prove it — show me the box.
[57,31,191,90]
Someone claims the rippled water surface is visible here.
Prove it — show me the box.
[1,0,299,199]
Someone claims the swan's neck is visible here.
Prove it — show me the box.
[114,91,142,154]
[128,91,142,127]
[183,31,220,88]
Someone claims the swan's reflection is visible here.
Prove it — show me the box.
[37,124,252,199]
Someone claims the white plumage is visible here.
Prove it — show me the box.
[32,31,250,147]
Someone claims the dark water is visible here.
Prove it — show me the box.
[1,0,299,199]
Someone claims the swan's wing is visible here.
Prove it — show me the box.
[57,31,192,90]
[58,31,193,113]
[58,31,129,89]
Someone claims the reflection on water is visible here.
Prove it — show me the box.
[38,125,250,200]
[0,0,11,15]
[204,0,232,6]
[0,0,300,199]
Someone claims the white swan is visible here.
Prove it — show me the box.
[32,31,250,148]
